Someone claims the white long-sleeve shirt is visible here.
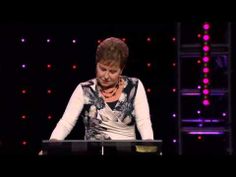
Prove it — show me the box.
[50,76,154,140]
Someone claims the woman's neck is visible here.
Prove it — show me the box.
[97,77,124,100]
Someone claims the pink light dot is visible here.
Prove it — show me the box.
[47,64,52,69]
[203,23,210,30]
[203,67,209,73]
[21,89,27,94]
[147,63,152,68]
[203,78,209,84]
[47,89,52,94]
[203,89,209,95]
[197,136,202,140]
[21,141,27,145]
[203,45,210,52]
[203,99,210,106]
[21,115,27,119]
[203,56,209,63]
[203,34,210,41]
[72,64,77,69]
[48,115,52,120]
[147,37,151,42]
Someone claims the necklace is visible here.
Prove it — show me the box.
[100,82,119,98]
[98,78,124,99]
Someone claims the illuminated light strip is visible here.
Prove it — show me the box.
[188,132,224,135]
[182,119,224,123]
[201,22,211,106]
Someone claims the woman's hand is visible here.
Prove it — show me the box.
[38,150,44,156]
[38,139,59,155]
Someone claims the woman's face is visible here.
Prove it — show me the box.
[96,61,122,89]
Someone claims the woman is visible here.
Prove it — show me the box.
[49,37,154,140]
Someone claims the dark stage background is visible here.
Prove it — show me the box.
[0,23,235,156]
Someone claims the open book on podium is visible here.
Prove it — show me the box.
[42,139,163,156]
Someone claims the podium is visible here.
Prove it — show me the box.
[42,140,163,156]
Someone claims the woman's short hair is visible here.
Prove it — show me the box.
[96,37,129,69]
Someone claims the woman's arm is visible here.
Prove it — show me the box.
[50,84,85,140]
[134,79,154,140]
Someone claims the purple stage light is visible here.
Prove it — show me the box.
[188,131,224,135]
